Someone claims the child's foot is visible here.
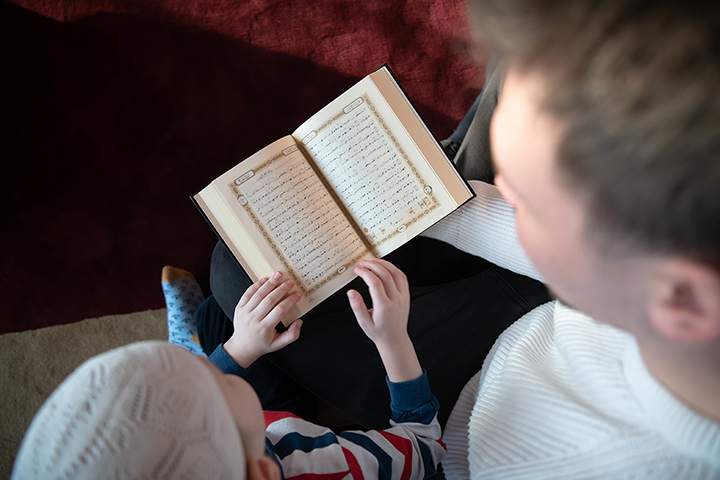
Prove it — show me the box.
[161,265,205,356]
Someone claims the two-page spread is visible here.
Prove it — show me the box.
[193,65,474,322]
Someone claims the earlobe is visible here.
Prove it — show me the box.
[246,455,281,480]
[648,259,720,344]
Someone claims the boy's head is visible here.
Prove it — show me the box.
[13,341,279,480]
[471,0,720,344]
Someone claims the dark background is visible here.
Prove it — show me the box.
[0,0,484,335]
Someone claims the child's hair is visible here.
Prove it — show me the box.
[13,341,246,480]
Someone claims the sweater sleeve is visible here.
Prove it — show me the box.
[421,180,543,282]
[264,371,445,480]
[208,344,249,376]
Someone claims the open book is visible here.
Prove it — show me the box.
[193,66,474,321]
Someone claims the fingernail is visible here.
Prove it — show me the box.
[259,278,267,284]
[294,291,302,298]
[347,291,356,300]
[286,279,294,286]
[274,272,282,280]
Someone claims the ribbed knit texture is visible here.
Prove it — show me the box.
[422,181,541,282]
[423,181,720,479]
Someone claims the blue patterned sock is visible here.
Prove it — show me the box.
[162,276,206,356]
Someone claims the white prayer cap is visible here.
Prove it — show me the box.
[12,341,246,480]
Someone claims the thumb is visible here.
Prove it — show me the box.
[270,319,303,351]
[347,290,372,327]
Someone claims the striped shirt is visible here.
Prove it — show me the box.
[210,347,445,480]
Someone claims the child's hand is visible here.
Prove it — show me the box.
[347,259,421,382]
[223,272,303,368]
[347,259,411,348]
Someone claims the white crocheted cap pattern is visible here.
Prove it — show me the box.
[12,341,246,480]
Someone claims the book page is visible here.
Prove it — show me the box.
[293,68,472,257]
[204,136,371,313]
[369,69,473,205]
[300,95,434,248]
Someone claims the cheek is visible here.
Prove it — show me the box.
[514,208,547,266]
[223,377,267,455]
[514,207,568,285]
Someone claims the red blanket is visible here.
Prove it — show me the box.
[1,0,484,334]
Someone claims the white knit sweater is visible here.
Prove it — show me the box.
[421,181,720,479]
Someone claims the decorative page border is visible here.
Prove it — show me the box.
[304,94,441,247]
[226,148,368,297]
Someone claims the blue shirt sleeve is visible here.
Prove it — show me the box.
[208,344,249,377]
[385,371,440,426]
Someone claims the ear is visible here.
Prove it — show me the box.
[246,455,281,480]
[648,259,720,343]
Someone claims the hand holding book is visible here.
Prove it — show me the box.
[223,259,423,386]
[348,259,422,383]
[223,272,303,368]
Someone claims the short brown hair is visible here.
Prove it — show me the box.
[471,0,720,267]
